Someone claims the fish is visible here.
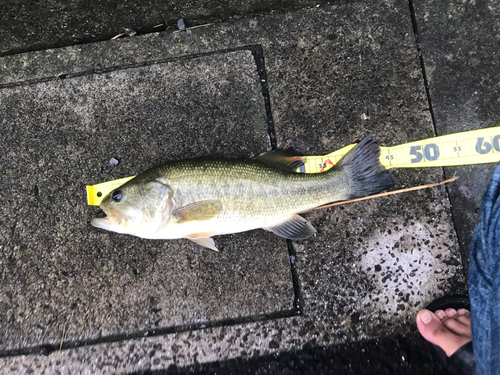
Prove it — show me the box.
[91,136,394,250]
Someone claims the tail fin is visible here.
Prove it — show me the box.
[336,135,394,199]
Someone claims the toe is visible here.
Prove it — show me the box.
[417,310,448,341]
[457,308,470,317]
[442,315,472,336]
[445,308,457,317]
[435,310,446,320]
[455,314,471,327]
[416,309,471,357]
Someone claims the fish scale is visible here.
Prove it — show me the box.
[151,159,348,230]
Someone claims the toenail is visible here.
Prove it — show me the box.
[435,310,445,319]
[446,309,457,317]
[458,309,469,316]
[421,310,432,324]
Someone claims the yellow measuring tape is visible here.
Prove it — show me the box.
[87,126,500,205]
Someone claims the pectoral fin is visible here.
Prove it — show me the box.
[186,233,218,251]
[264,215,316,239]
[172,200,222,223]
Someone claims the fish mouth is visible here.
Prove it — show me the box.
[91,207,124,230]
[91,216,115,229]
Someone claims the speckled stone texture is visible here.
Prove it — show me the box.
[413,0,500,270]
[0,1,469,373]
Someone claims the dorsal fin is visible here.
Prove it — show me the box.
[255,149,304,172]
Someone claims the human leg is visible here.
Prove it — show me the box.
[468,162,500,374]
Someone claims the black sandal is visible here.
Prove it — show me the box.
[425,296,476,375]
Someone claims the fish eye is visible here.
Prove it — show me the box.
[112,190,122,202]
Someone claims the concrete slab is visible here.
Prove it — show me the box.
[268,0,465,338]
[0,1,469,373]
[0,50,294,352]
[413,0,500,270]
[0,0,329,56]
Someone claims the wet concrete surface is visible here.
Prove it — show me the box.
[0,0,496,373]
[163,334,451,374]
[0,50,293,350]
[0,0,330,56]
[267,1,464,339]
[413,0,500,272]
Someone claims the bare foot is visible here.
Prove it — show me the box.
[416,308,472,357]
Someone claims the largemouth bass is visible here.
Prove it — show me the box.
[91,136,394,250]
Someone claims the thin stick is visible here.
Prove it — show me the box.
[186,23,214,30]
[299,175,459,214]
[156,3,168,27]
[173,23,215,33]
[111,33,124,40]
[59,322,67,353]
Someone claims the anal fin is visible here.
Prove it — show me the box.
[264,215,316,240]
[186,233,219,251]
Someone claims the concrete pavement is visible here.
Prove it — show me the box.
[0,0,498,373]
